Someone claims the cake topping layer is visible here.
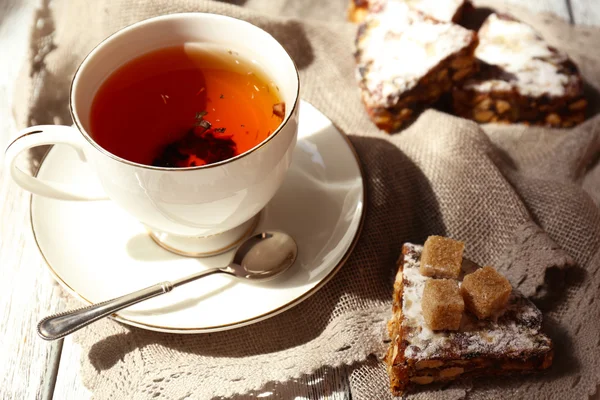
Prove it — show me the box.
[401,243,551,360]
[465,13,580,97]
[368,0,465,23]
[355,1,476,108]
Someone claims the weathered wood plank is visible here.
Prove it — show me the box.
[53,337,92,400]
[571,0,600,26]
[39,340,63,400]
[0,0,36,149]
[0,2,69,399]
[0,173,69,400]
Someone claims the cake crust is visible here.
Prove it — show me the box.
[385,243,554,396]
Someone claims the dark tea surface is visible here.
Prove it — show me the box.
[90,45,284,167]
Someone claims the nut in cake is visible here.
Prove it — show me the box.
[385,243,553,395]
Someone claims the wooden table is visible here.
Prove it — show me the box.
[1,1,598,399]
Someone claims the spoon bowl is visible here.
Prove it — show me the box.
[230,232,298,280]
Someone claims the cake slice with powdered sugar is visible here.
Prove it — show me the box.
[452,13,587,127]
[354,1,478,132]
[385,242,553,396]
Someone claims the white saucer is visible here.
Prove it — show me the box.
[31,100,365,333]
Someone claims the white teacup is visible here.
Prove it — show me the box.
[5,13,300,256]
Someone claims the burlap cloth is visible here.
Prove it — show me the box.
[12,0,600,398]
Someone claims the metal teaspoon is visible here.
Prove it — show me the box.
[37,231,298,341]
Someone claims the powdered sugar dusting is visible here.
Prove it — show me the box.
[401,243,552,360]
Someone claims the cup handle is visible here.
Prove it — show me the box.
[4,125,108,201]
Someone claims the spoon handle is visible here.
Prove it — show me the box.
[37,282,173,341]
[37,267,225,341]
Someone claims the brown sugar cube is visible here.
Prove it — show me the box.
[422,279,464,331]
[419,236,465,279]
[461,266,512,319]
